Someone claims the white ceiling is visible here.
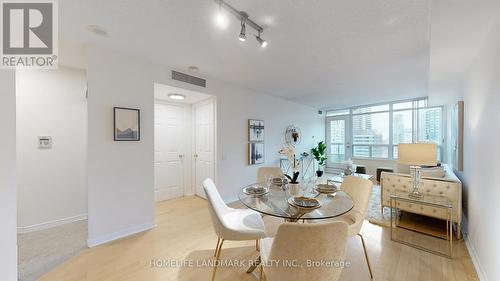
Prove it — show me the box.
[154,83,212,104]
[58,0,495,109]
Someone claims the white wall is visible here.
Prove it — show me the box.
[0,70,17,281]
[86,49,156,246]
[211,83,324,201]
[86,46,324,245]
[16,67,88,232]
[458,19,500,281]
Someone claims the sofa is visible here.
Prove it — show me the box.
[380,164,462,239]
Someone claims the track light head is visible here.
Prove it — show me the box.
[239,18,246,41]
[256,34,267,48]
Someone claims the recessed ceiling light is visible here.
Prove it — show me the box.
[168,93,186,100]
[86,25,109,37]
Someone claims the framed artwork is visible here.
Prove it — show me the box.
[114,107,140,141]
[249,119,264,142]
[451,101,464,171]
[249,142,265,165]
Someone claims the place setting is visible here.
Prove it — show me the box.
[242,184,270,196]
[314,183,339,197]
[287,195,321,210]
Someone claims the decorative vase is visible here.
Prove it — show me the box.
[316,170,324,177]
[288,183,300,196]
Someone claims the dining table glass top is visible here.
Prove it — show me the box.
[238,181,354,221]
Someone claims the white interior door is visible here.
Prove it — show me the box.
[154,102,187,202]
[194,99,215,198]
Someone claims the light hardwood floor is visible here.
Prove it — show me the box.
[41,196,478,281]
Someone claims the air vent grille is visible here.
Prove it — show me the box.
[171,71,206,88]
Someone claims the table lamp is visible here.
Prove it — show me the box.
[398,143,437,199]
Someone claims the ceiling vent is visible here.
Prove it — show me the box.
[171,71,206,88]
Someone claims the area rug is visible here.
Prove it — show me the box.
[366,184,392,227]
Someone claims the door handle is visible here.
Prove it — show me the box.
[178,154,184,158]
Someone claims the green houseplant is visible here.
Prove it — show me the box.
[311,141,327,177]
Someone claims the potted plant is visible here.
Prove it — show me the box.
[311,141,327,177]
[279,146,301,191]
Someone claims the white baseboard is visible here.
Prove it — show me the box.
[17,214,87,234]
[87,221,156,248]
[462,216,488,281]
[464,233,488,281]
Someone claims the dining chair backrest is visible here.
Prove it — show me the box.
[339,176,373,233]
[257,167,284,183]
[203,178,230,238]
[266,222,348,281]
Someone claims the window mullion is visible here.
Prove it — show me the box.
[389,107,393,159]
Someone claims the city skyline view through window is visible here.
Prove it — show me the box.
[326,98,443,164]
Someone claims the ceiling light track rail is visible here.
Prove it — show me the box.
[216,0,263,33]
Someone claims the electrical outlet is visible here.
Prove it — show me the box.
[38,136,52,149]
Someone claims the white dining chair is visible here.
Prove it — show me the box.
[336,175,374,279]
[257,167,284,183]
[259,221,348,281]
[203,178,267,281]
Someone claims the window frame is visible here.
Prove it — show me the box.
[325,98,444,163]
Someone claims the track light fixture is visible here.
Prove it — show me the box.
[255,31,267,48]
[214,0,268,48]
[239,18,246,41]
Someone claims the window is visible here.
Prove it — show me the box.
[329,119,346,163]
[326,109,349,117]
[352,112,389,158]
[325,98,443,163]
[417,107,443,160]
[352,104,389,114]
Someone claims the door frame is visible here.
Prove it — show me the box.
[154,100,191,201]
[325,115,351,173]
[191,96,217,198]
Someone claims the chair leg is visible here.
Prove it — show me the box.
[256,239,260,252]
[211,239,224,281]
[358,233,373,279]
[214,237,221,257]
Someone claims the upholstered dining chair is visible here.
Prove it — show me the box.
[257,167,284,183]
[259,222,348,281]
[202,178,267,281]
[336,175,374,279]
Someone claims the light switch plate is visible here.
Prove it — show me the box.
[38,136,52,149]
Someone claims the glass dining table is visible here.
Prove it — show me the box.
[238,181,354,222]
[239,180,355,274]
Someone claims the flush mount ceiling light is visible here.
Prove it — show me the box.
[214,0,268,48]
[168,93,186,100]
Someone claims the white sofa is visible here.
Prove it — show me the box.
[380,164,462,239]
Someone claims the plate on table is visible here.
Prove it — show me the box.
[272,178,287,186]
[288,196,321,209]
[314,183,338,194]
[243,185,269,196]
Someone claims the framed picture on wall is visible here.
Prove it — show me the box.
[249,119,264,142]
[114,107,140,141]
[249,142,265,165]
